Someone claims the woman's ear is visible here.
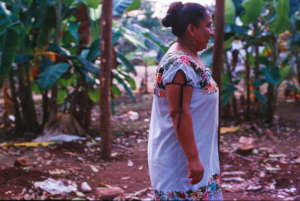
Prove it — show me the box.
[186,24,196,37]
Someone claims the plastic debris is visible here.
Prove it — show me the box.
[34,178,77,194]
[34,134,86,143]
[81,182,92,192]
[90,165,99,173]
[127,160,134,167]
[222,171,246,176]
[120,111,139,121]
[247,185,263,191]
[223,177,245,182]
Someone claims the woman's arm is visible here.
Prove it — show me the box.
[165,70,204,184]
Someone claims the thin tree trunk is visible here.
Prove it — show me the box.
[231,50,239,119]
[212,0,224,170]
[144,64,148,93]
[99,0,113,160]
[245,49,251,121]
[254,44,260,113]
[42,91,49,127]
[266,84,275,122]
[295,49,300,88]
[49,0,62,119]
[8,70,23,134]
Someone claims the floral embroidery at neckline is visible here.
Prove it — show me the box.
[154,50,218,97]
[165,50,207,73]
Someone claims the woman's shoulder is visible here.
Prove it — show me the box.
[159,50,198,70]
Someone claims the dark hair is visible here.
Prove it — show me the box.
[162,2,208,37]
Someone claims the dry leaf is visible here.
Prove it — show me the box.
[220,126,240,134]
[2,142,54,148]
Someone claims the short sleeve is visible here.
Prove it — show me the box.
[161,55,198,87]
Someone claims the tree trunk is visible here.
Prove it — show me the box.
[99,0,113,160]
[295,49,300,89]
[254,44,260,113]
[144,64,148,93]
[18,64,39,133]
[8,71,23,134]
[245,49,251,121]
[231,50,239,119]
[266,38,278,123]
[212,0,224,169]
[42,91,49,127]
[49,0,62,120]
[266,84,275,122]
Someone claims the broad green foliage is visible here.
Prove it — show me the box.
[113,0,140,16]
[221,0,298,122]
[241,0,264,25]
[83,0,101,9]
[126,0,141,12]
[0,27,19,75]
[271,0,290,34]
[225,0,236,24]
[37,63,70,90]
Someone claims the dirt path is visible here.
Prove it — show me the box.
[0,94,299,200]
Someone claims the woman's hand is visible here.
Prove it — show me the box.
[187,157,204,184]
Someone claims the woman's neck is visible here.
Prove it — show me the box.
[176,38,198,57]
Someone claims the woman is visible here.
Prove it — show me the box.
[148,2,223,201]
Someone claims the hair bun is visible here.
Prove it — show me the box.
[162,2,184,27]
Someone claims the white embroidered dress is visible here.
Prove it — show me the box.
[148,50,223,200]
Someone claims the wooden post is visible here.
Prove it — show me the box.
[212,0,224,169]
[99,0,113,160]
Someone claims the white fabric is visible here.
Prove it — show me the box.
[148,51,221,193]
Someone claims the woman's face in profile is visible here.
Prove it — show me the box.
[192,14,214,51]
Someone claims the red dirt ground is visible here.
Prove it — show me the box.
[0,94,299,200]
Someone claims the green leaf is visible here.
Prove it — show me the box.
[0,27,19,75]
[123,24,167,53]
[279,65,291,85]
[117,53,136,74]
[87,38,100,61]
[83,0,101,9]
[69,56,100,75]
[37,63,70,90]
[67,21,79,43]
[124,75,136,90]
[113,0,138,16]
[57,89,68,104]
[126,0,140,12]
[261,66,280,85]
[224,36,234,50]
[254,90,267,104]
[37,4,56,48]
[88,88,99,102]
[111,84,122,97]
[241,0,264,25]
[32,83,41,94]
[58,75,75,87]
[113,72,135,102]
[270,0,290,34]
[225,0,236,24]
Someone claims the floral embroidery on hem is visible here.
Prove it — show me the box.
[154,174,222,201]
